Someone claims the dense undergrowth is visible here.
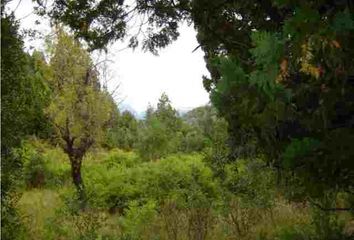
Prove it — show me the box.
[13,139,353,240]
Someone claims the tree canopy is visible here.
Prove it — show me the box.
[46,29,114,203]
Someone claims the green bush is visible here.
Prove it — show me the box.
[20,140,71,188]
[119,200,159,240]
[103,149,141,169]
[41,145,72,187]
[44,192,109,240]
[273,225,314,240]
[223,159,276,209]
[83,153,221,215]
[21,143,47,188]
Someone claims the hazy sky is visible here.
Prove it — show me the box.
[7,0,210,113]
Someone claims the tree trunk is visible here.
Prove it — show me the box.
[70,156,87,209]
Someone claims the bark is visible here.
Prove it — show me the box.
[70,155,87,209]
[61,120,93,209]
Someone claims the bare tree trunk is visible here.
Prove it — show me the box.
[62,129,92,210]
[70,155,87,209]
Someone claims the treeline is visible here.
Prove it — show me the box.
[106,94,227,160]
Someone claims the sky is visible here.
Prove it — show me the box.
[6,0,210,114]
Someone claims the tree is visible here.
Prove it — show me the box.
[181,105,228,153]
[1,10,51,238]
[137,93,183,160]
[106,110,138,150]
[47,29,113,203]
[26,51,53,138]
[45,0,191,51]
[138,115,171,160]
[183,105,219,140]
[202,1,354,205]
[155,92,182,132]
[1,13,30,240]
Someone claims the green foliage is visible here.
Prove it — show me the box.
[106,110,138,150]
[5,1,354,239]
[15,147,354,240]
[45,29,116,203]
[1,12,50,240]
[179,126,206,153]
[43,188,110,240]
[203,1,354,204]
[272,225,314,240]
[224,159,276,209]
[250,31,283,68]
[332,8,354,33]
[137,93,184,160]
[15,140,71,189]
[26,51,53,138]
[182,105,217,139]
[282,138,320,169]
[43,148,71,187]
[47,29,114,149]
[103,148,141,169]
[21,145,47,188]
[1,191,27,240]
[39,1,354,206]
[47,0,190,51]
[83,153,221,212]
[1,15,33,152]
[135,97,228,160]
[137,116,174,160]
[119,200,158,240]
[203,117,230,177]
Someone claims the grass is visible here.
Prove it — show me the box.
[17,188,64,240]
[15,141,353,240]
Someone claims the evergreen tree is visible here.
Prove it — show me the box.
[1,11,50,239]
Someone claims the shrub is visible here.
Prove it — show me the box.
[43,187,113,240]
[119,200,159,240]
[83,153,222,219]
[21,141,71,188]
[112,154,219,209]
[273,225,314,240]
[103,149,141,169]
[160,199,186,240]
[42,146,72,187]
[21,143,47,188]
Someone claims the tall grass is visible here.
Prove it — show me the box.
[15,141,353,240]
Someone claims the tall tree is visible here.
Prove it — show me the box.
[106,110,138,150]
[1,13,30,240]
[47,29,113,203]
[1,9,51,238]
[201,1,354,204]
[138,93,183,160]
[155,92,182,131]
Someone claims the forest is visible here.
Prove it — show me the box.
[1,0,354,239]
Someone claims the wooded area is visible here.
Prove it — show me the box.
[1,0,354,239]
